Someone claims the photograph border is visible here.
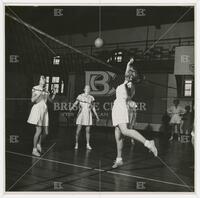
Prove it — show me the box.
[1,0,199,197]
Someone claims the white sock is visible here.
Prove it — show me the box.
[144,140,151,148]
[116,157,122,162]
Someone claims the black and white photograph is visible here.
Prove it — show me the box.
[3,0,199,194]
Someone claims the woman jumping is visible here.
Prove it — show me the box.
[112,58,158,168]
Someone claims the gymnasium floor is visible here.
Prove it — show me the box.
[6,122,194,192]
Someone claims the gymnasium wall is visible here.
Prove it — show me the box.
[5,72,32,121]
[167,74,193,111]
[58,21,194,47]
[59,71,169,132]
[6,17,194,132]
[167,45,194,110]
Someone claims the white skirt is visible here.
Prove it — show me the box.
[170,114,181,124]
[76,109,93,126]
[112,99,129,126]
[27,101,49,127]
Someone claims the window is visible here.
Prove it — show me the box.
[176,75,194,97]
[53,56,61,65]
[114,51,123,63]
[107,50,124,63]
[45,76,50,91]
[184,79,193,97]
[45,76,64,94]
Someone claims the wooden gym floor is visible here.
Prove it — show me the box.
[6,122,194,192]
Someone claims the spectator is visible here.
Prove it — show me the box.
[167,99,185,141]
[180,105,193,135]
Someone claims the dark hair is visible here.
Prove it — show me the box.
[33,75,46,86]
[84,85,90,92]
[125,67,137,81]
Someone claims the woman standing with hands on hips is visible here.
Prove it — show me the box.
[70,85,99,150]
[27,75,56,157]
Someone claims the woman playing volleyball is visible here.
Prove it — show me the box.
[112,58,158,168]
[27,75,56,157]
[70,85,99,150]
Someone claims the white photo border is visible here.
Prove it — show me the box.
[0,0,199,198]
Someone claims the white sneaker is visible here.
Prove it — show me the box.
[74,143,78,149]
[145,140,158,157]
[112,159,123,168]
[37,144,42,153]
[32,148,41,157]
[86,144,92,150]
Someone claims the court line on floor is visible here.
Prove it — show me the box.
[7,150,92,170]
[156,155,193,191]
[7,144,56,191]
[6,150,194,190]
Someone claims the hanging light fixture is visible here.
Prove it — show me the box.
[94,6,104,48]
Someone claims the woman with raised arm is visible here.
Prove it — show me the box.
[112,58,158,168]
[70,85,99,150]
[27,75,56,157]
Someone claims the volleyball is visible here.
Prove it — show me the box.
[94,37,104,48]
